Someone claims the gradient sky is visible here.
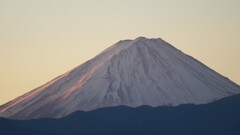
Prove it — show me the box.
[0,0,239,105]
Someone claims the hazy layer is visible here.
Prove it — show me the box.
[0,0,239,105]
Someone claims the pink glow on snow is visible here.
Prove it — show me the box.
[0,77,61,113]
[62,45,131,99]
[63,61,106,99]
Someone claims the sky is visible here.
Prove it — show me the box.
[0,0,239,105]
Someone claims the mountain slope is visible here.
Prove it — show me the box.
[1,94,240,135]
[0,37,239,119]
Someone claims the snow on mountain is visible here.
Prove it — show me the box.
[0,37,239,119]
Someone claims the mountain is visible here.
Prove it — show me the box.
[1,94,240,135]
[0,37,239,119]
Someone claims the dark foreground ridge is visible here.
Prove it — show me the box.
[1,94,240,135]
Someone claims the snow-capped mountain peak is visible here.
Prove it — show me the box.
[0,37,239,119]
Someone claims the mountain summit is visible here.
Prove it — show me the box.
[0,37,239,119]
